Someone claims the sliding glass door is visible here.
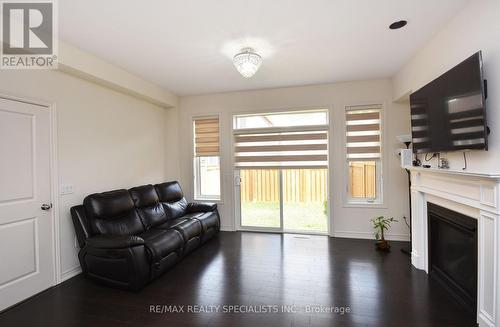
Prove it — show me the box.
[233,109,330,234]
[282,168,328,232]
[237,168,328,233]
[240,169,281,229]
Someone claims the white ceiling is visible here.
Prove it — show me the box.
[59,0,468,96]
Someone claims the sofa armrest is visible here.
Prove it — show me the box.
[70,205,92,248]
[186,202,217,213]
[79,238,150,291]
[86,235,145,249]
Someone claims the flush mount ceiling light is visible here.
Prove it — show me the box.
[233,48,262,78]
[389,20,407,30]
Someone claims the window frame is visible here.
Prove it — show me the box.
[192,114,222,202]
[233,109,329,131]
[343,104,385,207]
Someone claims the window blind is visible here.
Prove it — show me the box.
[234,129,328,169]
[194,117,220,157]
[346,105,381,160]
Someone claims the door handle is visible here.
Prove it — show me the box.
[41,203,52,211]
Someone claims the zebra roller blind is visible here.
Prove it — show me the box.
[234,128,328,169]
[194,117,220,157]
[346,105,382,160]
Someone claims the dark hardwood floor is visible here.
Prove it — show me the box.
[0,232,475,327]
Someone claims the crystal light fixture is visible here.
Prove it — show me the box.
[233,48,262,78]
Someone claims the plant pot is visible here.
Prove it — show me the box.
[375,239,391,251]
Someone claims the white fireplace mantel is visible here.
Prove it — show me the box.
[408,167,500,327]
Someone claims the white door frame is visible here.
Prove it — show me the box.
[231,107,332,236]
[0,92,61,285]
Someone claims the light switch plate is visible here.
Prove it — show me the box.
[60,184,74,195]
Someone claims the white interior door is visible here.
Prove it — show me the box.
[0,97,54,312]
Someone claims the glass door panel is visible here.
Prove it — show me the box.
[240,169,281,228]
[282,169,328,233]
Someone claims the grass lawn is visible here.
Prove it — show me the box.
[241,201,328,232]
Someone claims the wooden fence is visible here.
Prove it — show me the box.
[240,169,328,203]
[348,162,376,198]
[240,163,376,202]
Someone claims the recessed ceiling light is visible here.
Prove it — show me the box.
[389,20,407,30]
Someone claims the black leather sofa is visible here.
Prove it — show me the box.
[70,181,220,291]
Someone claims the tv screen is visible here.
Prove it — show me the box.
[410,51,487,154]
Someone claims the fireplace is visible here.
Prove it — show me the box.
[428,202,478,317]
[409,168,499,326]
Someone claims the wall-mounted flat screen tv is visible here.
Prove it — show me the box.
[410,51,487,154]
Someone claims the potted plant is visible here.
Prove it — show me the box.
[370,216,398,251]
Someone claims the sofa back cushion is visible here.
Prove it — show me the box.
[154,181,188,219]
[83,189,145,236]
[129,184,167,229]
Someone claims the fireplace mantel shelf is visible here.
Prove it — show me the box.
[404,165,500,179]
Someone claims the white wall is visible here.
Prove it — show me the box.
[0,69,180,280]
[179,79,411,240]
[393,0,500,173]
[59,42,178,108]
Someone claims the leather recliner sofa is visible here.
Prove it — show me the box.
[70,181,220,291]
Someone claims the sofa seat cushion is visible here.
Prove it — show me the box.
[193,211,219,232]
[154,218,202,242]
[155,217,189,229]
[186,202,217,213]
[140,229,183,262]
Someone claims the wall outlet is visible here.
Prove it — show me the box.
[60,184,74,195]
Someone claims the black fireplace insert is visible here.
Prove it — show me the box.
[427,202,478,317]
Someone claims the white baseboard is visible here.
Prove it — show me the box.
[219,228,408,241]
[60,266,82,282]
[332,230,409,242]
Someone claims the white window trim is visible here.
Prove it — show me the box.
[343,103,386,208]
[192,114,223,203]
